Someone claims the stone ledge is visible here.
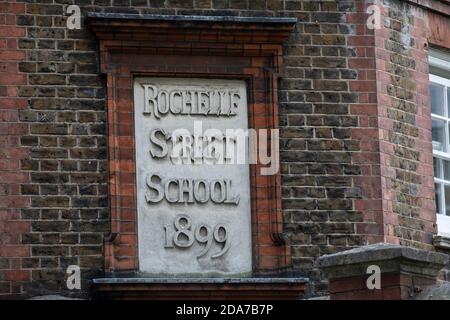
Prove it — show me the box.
[91,277,308,300]
[28,295,83,300]
[433,235,450,251]
[317,243,448,267]
[93,277,308,284]
[317,243,448,279]
[86,12,298,25]
[86,12,297,45]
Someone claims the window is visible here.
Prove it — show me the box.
[430,50,450,237]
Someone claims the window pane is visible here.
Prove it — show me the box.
[448,87,450,114]
[432,118,446,151]
[445,185,450,216]
[444,160,450,180]
[436,183,442,214]
[447,87,450,115]
[430,82,445,116]
[434,157,442,178]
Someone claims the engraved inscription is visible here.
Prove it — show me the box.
[145,174,240,205]
[143,84,242,118]
[163,214,231,259]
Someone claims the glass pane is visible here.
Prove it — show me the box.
[434,157,442,178]
[445,185,450,216]
[444,160,450,180]
[432,118,445,151]
[436,183,442,214]
[448,87,450,114]
[430,82,445,116]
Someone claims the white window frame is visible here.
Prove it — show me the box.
[430,51,450,237]
[430,74,450,158]
[430,48,450,73]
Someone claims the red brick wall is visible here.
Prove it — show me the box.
[374,0,436,249]
[329,272,436,300]
[342,0,439,252]
[1,0,108,298]
[346,0,383,246]
[0,1,31,296]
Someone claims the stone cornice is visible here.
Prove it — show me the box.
[86,13,297,45]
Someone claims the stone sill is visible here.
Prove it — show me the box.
[92,277,308,285]
[434,235,450,251]
[91,277,308,300]
[86,12,298,25]
[317,243,449,280]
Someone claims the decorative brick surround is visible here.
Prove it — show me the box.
[87,13,296,276]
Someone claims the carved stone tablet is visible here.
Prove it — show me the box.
[134,78,252,276]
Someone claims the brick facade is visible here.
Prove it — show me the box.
[375,0,436,249]
[0,0,449,299]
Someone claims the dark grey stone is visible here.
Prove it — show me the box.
[92,277,308,284]
[86,12,297,25]
[434,235,450,251]
[414,281,450,300]
[317,243,449,279]
[318,243,448,267]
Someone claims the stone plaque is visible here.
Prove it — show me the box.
[134,78,252,276]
